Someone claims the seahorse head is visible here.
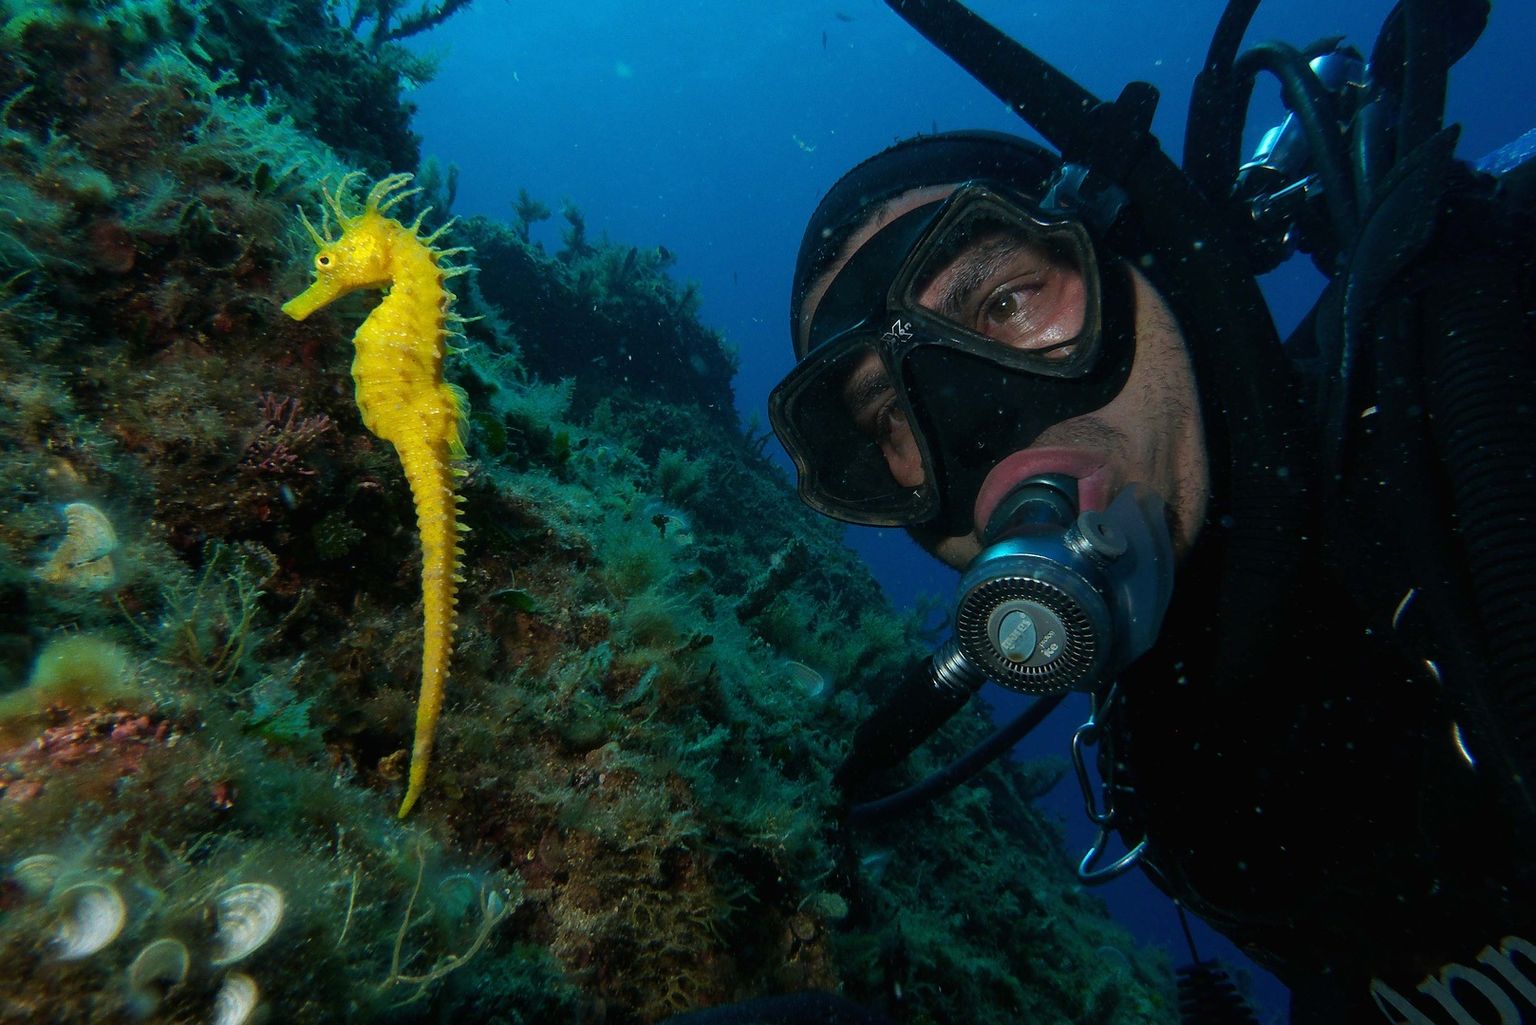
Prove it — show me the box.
[282,173,421,321]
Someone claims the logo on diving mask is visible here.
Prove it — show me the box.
[881,318,915,345]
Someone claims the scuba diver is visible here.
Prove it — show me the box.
[671,0,1536,1022]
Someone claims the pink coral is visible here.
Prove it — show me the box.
[239,392,333,476]
[0,710,171,804]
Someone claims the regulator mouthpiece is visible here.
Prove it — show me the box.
[954,476,1174,695]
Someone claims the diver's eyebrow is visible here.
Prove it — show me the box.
[930,238,1029,316]
[842,364,894,419]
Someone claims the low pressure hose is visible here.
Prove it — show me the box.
[833,639,988,796]
[848,693,1066,826]
[1421,257,1536,818]
[1398,0,1450,164]
[1182,0,1263,201]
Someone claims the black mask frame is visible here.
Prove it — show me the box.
[771,182,1136,535]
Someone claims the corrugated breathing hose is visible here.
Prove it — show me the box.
[1420,256,1536,818]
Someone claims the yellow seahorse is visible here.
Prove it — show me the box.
[281,173,472,818]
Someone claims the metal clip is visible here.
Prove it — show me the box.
[1070,685,1147,883]
[1078,827,1147,883]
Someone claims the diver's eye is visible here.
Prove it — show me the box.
[871,396,907,444]
[850,390,893,442]
[981,284,1037,329]
[977,278,1070,355]
[914,226,1088,358]
[316,253,332,269]
[843,365,901,442]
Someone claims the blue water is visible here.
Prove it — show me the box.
[403,2,1536,1019]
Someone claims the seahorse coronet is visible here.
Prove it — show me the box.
[281,172,473,818]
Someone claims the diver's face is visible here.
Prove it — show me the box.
[802,185,1210,569]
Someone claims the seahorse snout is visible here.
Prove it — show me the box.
[281,278,345,321]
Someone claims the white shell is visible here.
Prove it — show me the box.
[210,972,260,1025]
[128,937,190,1001]
[35,502,119,591]
[52,881,126,959]
[785,660,830,700]
[12,854,61,897]
[210,882,284,966]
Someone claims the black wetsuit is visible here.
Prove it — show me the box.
[1115,541,1534,1023]
[1111,170,1536,1025]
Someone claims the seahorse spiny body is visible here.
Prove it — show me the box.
[282,173,472,818]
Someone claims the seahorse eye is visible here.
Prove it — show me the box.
[316,253,332,269]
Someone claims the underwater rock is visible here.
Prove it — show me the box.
[35,502,119,591]
[209,882,284,966]
[210,971,260,1025]
[736,539,811,622]
[51,880,127,960]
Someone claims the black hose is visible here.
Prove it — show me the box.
[1205,0,1264,73]
[882,0,1157,181]
[1420,259,1536,819]
[848,693,1066,826]
[1397,0,1449,163]
[1231,41,1358,256]
[1182,0,1263,200]
[834,646,985,794]
[1350,99,1393,215]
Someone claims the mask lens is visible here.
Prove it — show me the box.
[768,334,938,525]
[895,191,1100,376]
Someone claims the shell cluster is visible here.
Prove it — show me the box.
[8,854,283,1023]
[34,501,119,591]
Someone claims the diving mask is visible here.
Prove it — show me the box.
[769,181,1136,535]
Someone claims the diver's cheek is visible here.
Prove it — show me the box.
[1042,270,1088,345]
[880,423,926,488]
[932,533,981,570]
